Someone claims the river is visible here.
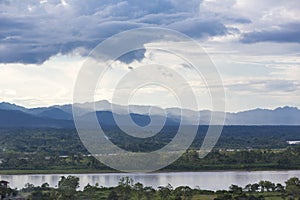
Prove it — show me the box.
[1,171,300,191]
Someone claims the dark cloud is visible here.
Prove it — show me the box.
[0,17,31,30]
[118,49,146,64]
[168,18,228,38]
[241,23,300,43]
[227,17,251,24]
[0,0,231,64]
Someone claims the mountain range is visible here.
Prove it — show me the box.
[0,101,299,128]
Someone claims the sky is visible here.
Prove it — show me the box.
[0,0,300,112]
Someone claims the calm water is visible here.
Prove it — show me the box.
[1,171,300,191]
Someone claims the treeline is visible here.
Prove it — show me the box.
[1,147,300,172]
[167,146,300,171]
[1,126,300,155]
[2,176,300,200]
[1,127,300,172]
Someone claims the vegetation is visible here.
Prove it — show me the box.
[0,127,300,199]
[2,176,300,200]
[167,146,300,171]
[1,127,300,173]
[2,145,300,173]
[1,126,300,154]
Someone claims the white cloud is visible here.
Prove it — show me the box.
[1,0,300,111]
[0,54,83,107]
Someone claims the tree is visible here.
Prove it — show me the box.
[107,190,118,200]
[174,186,193,200]
[244,184,252,192]
[83,183,98,199]
[286,177,300,198]
[117,177,133,200]
[260,181,275,192]
[41,182,50,190]
[30,190,51,200]
[258,181,266,192]
[118,177,133,188]
[158,184,173,200]
[133,182,144,200]
[0,182,17,200]
[250,183,259,193]
[229,184,242,194]
[275,183,285,193]
[144,186,155,200]
[186,150,199,162]
[268,181,275,192]
[57,176,79,200]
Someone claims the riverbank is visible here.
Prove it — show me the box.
[2,167,300,175]
[1,145,300,176]
[0,169,117,175]
[2,174,300,200]
[2,170,300,191]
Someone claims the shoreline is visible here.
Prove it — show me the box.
[1,168,300,175]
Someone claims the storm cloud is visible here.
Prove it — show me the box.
[241,23,300,44]
[0,0,232,64]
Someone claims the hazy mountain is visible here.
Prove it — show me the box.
[227,106,300,125]
[0,102,27,112]
[0,109,73,128]
[37,108,73,120]
[0,101,299,127]
[80,111,179,127]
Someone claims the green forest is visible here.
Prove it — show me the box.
[0,126,300,173]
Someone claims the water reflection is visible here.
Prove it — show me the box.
[1,171,300,190]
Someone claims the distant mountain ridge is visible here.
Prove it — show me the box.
[0,101,299,128]
[0,109,73,128]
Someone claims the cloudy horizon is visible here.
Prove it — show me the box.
[1,0,300,112]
